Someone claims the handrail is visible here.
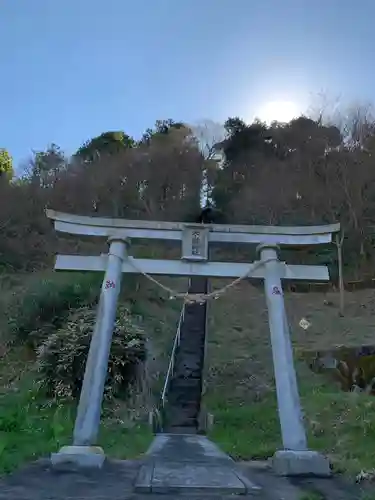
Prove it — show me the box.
[160,304,185,408]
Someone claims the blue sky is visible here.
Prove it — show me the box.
[1,0,375,167]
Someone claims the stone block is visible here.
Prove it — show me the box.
[272,449,331,477]
[134,464,154,493]
[51,445,105,469]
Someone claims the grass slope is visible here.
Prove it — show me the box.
[206,281,375,476]
[0,271,183,473]
[0,351,153,473]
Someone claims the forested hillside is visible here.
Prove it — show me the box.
[2,109,375,280]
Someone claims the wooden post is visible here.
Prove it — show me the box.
[335,231,345,316]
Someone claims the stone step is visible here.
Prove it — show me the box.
[167,394,201,408]
[166,425,197,433]
[168,386,201,397]
[166,405,198,415]
[168,385,202,399]
[170,374,202,384]
[167,398,199,409]
[166,422,198,430]
[170,372,201,380]
[166,405,199,418]
[174,354,203,363]
[173,359,203,370]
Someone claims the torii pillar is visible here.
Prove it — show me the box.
[258,244,331,477]
[51,237,128,468]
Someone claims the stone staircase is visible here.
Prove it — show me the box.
[163,276,208,434]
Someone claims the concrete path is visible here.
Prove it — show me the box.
[134,434,260,495]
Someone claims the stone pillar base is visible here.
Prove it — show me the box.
[51,445,105,469]
[198,409,214,434]
[272,450,331,477]
[149,409,163,433]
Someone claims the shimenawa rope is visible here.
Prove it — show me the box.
[126,257,275,304]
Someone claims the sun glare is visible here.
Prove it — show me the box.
[256,100,300,124]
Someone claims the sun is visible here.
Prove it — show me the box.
[255,100,300,124]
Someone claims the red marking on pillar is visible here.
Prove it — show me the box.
[105,280,116,289]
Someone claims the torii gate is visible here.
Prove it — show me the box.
[46,209,339,476]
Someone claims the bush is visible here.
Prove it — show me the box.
[7,272,102,346]
[36,305,147,400]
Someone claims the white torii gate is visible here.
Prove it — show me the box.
[47,209,339,476]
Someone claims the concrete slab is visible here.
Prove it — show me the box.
[272,450,332,477]
[151,462,248,495]
[51,445,105,469]
[144,433,234,465]
[135,461,261,495]
[134,434,261,495]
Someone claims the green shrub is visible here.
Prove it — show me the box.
[36,305,147,400]
[7,272,102,346]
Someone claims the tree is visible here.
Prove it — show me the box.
[188,120,226,208]
[0,148,13,180]
[140,119,185,143]
[31,144,67,187]
[75,131,135,162]
[136,125,203,220]
[212,117,274,217]
[189,120,226,160]
[218,117,273,162]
